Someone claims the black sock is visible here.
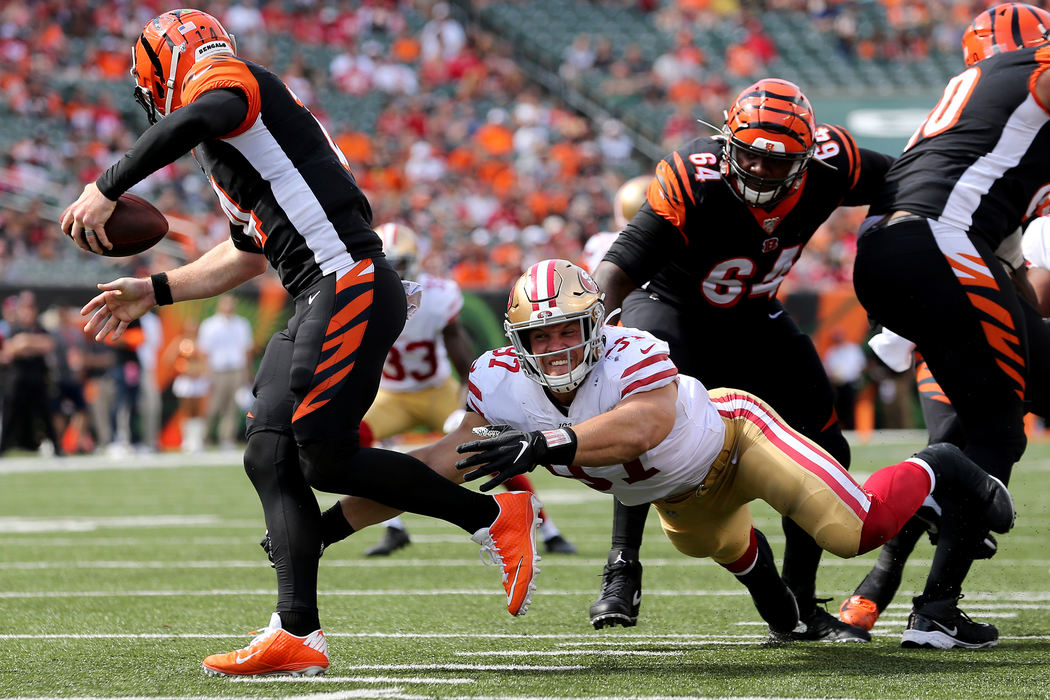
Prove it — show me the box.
[279,610,321,636]
[611,500,649,556]
[320,501,356,549]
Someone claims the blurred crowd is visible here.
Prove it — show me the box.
[2,0,1002,453]
[0,289,256,457]
[0,0,1013,295]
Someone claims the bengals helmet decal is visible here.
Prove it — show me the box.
[375,222,420,278]
[132,9,236,124]
[962,3,1050,67]
[613,175,652,229]
[721,78,816,207]
[505,259,605,394]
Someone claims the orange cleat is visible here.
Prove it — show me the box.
[202,613,329,677]
[471,491,542,616]
[839,595,880,631]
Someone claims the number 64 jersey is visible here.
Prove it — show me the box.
[466,325,726,505]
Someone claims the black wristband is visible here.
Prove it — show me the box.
[539,427,578,465]
[151,271,174,306]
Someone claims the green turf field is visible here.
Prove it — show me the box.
[2,435,1049,699]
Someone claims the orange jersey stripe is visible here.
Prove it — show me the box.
[317,321,366,375]
[327,289,374,335]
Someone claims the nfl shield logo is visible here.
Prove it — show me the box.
[762,217,780,233]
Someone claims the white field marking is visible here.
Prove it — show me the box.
[7,588,1050,600]
[0,515,221,533]
[5,557,1050,571]
[329,664,587,672]
[230,676,475,685]
[0,632,765,640]
[4,695,413,700]
[0,451,243,474]
[457,648,751,657]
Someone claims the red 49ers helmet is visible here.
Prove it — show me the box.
[505,259,605,394]
[721,78,816,207]
[962,3,1050,67]
[132,9,236,124]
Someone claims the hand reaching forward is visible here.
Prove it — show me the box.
[81,277,156,342]
[455,425,578,492]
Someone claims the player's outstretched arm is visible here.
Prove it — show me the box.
[82,240,267,343]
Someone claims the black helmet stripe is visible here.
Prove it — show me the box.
[138,35,163,75]
[1011,5,1026,48]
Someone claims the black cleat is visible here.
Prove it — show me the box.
[778,604,871,643]
[365,525,410,556]
[913,443,1015,534]
[543,534,578,554]
[589,549,643,629]
[901,595,998,649]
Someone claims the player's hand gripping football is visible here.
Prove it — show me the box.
[456,425,578,492]
[61,183,116,254]
[81,277,156,342]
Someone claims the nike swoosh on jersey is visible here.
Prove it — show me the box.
[640,344,656,354]
[308,291,320,305]
[768,310,784,319]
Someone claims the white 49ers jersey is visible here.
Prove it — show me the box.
[467,325,726,505]
[381,273,464,392]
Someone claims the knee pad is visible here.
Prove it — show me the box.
[299,435,361,492]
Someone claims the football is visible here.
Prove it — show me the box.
[99,193,169,257]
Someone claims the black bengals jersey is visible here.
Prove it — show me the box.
[99,55,380,298]
[604,125,893,313]
[872,45,1050,250]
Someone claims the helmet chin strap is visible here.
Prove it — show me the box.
[162,44,184,116]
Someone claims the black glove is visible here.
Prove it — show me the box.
[455,426,578,492]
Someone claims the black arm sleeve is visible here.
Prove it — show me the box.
[842,148,896,207]
[96,88,249,199]
[601,202,687,286]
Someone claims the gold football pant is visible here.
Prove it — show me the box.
[654,388,931,565]
[363,375,461,441]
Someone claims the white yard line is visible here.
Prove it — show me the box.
[5,588,1050,600]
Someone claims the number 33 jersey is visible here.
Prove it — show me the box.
[605,126,892,314]
[465,325,726,505]
[380,273,464,392]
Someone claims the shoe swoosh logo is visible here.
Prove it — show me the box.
[632,591,641,606]
[930,619,957,636]
[768,310,784,319]
[514,440,529,463]
[235,650,262,664]
[508,557,523,606]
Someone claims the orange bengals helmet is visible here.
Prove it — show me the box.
[720,78,816,207]
[962,3,1050,67]
[131,9,236,124]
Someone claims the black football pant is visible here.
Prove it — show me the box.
[855,217,1027,604]
[244,260,498,630]
[610,291,850,612]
